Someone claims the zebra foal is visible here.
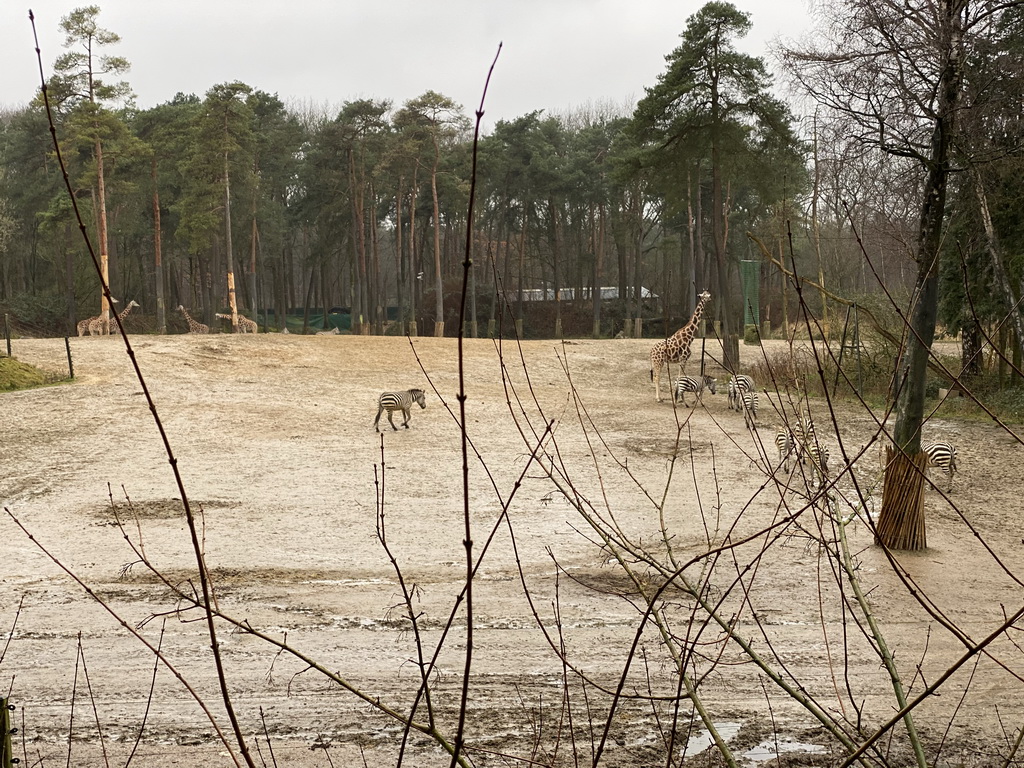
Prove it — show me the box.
[672,375,717,407]
[923,442,958,490]
[374,388,427,432]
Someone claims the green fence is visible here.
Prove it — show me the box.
[740,260,760,326]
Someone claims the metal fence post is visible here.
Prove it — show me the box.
[3,314,10,357]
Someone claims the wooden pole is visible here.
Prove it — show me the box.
[65,336,74,379]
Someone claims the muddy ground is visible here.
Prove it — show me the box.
[1,333,1022,767]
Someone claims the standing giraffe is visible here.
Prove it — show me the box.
[215,313,258,333]
[650,290,712,402]
[77,297,119,337]
[176,305,209,334]
[93,299,140,336]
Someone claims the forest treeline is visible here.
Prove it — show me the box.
[1,2,1023,375]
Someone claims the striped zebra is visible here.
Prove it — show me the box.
[790,417,815,462]
[728,374,755,411]
[804,441,830,486]
[775,428,797,471]
[740,390,759,427]
[672,375,717,407]
[374,388,427,432]
[924,442,958,490]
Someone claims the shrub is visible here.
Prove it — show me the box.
[3,292,69,336]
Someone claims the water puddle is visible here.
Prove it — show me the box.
[681,722,827,764]
[681,722,742,757]
[744,738,827,762]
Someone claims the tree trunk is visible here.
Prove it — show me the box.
[549,197,563,338]
[224,149,238,331]
[249,204,259,318]
[811,113,829,339]
[152,158,166,334]
[516,214,527,336]
[973,168,1024,361]
[961,318,981,378]
[349,148,367,335]
[878,0,964,551]
[394,177,406,330]
[95,138,112,334]
[371,183,382,334]
[685,171,697,313]
[62,226,74,335]
[431,136,444,337]
[694,172,706,333]
[592,202,605,338]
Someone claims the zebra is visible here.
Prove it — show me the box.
[789,416,816,464]
[804,441,830,486]
[788,417,832,486]
[775,428,797,471]
[672,375,717,407]
[775,422,829,485]
[923,442,958,490]
[374,388,427,432]
[728,374,755,412]
[740,390,759,428]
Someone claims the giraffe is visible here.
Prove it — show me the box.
[176,305,209,334]
[93,299,140,336]
[650,290,712,402]
[215,312,258,333]
[76,298,120,336]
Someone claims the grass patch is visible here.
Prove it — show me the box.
[0,355,60,391]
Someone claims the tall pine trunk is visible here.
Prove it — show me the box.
[152,158,166,333]
[95,137,112,334]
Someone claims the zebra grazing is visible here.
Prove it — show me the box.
[740,390,759,427]
[672,375,717,407]
[728,374,755,411]
[924,442,958,490]
[775,428,797,471]
[374,389,427,432]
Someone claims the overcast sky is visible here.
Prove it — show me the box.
[3,1,817,127]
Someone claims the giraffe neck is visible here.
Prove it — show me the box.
[689,298,707,330]
[664,295,710,359]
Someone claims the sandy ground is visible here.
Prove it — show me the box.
[1,333,1023,768]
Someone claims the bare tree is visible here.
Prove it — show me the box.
[782,0,980,549]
